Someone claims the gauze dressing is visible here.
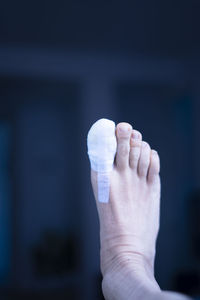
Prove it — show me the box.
[87,119,117,203]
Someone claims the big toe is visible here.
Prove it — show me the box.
[115,122,132,170]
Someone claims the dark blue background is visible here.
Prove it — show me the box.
[0,1,200,299]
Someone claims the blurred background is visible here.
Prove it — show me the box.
[0,0,200,299]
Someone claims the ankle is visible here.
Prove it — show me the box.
[102,263,160,300]
[100,238,156,279]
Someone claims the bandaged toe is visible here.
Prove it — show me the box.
[87,118,117,203]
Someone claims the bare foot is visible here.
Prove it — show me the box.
[90,122,161,299]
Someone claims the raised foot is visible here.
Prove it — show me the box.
[90,122,161,299]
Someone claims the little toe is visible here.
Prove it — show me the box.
[129,130,142,170]
[138,141,151,178]
[148,150,160,183]
[115,122,132,170]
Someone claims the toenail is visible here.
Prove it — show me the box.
[152,150,158,155]
[142,142,149,148]
[132,132,141,140]
[118,125,131,135]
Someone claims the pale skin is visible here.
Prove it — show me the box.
[90,122,191,300]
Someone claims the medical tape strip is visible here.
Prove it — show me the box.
[87,119,117,203]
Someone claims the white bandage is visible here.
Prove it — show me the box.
[87,118,117,203]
